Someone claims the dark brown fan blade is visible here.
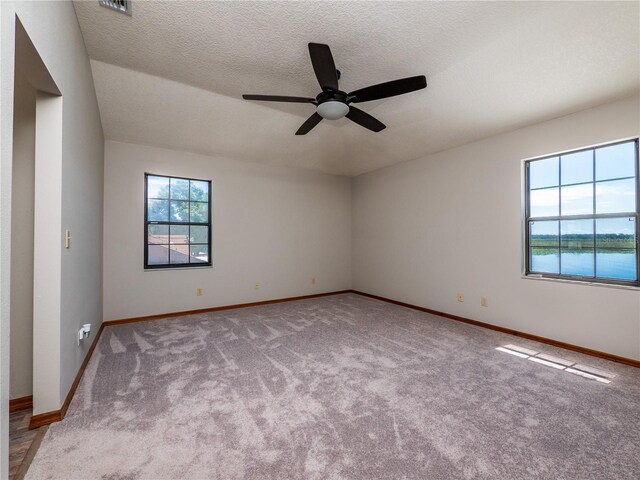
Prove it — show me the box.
[348,75,427,103]
[295,112,323,135]
[308,43,339,91]
[345,106,386,132]
[242,94,316,104]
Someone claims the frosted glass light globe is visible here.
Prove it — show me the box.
[317,101,349,120]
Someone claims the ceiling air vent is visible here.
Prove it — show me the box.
[99,0,132,16]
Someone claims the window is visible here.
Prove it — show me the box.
[144,173,211,269]
[525,139,639,286]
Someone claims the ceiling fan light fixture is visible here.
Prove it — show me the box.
[317,100,349,120]
[243,43,426,134]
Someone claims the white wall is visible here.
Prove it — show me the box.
[353,95,640,361]
[33,91,63,414]
[10,68,35,399]
[1,0,104,441]
[103,141,351,320]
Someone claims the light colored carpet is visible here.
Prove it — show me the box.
[26,293,640,479]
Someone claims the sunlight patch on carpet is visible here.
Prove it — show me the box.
[495,345,613,384]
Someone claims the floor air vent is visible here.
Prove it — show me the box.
[496,344,614,384]
[99,0,132,16]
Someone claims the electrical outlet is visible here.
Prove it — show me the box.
[77,324,91,346]
[254,283,261,290]
[196,288,204,296]
[457,293,464,302]
[481,297,488,307]
[311,277,316,285]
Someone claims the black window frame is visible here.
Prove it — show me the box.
[524,138,640,287]
[144,173,212,269]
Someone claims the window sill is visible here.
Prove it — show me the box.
[144,265,213,272]
[522,274,640,291]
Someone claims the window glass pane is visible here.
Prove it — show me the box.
[190,180,209,202]
[148,225,168,244]
[190,245,209,263]
[148,245,169,265]
[190,202,208,223]
[561,183,593,216]
[529,157,558,189]
[146,174,212,269]
[526,141,638,284]
[190,226,208,244]
[147,176,169,199]
[561,219,593,249]
[530,247,559,274]
[596,217,636,249]
[169,225,189,244]
[561,150,592,185]
[595,142,636,181]
[596,249,637,281]
[170,178,189,200]
[595,178,636,214]
[170,200,189,222]
[530,188,558,217]
[147,199,169,221]
[596,217,637,281]
[560,219,594,276]
[529,221,558,247]
[169,245,190,264]
[561,250,594,277]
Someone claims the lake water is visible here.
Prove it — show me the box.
[531,251,637,280]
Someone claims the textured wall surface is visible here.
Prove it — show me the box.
[73,1,639,175]
[353,95,640,360]
[10,68,35,399]
[0,9,638,477]
[1,0,104,431]
[103,141,352,321]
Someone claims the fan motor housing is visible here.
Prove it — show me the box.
[316,90,349,105]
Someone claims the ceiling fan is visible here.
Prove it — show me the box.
[242,43,427,135]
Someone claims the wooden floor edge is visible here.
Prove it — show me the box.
[103,290,353,326]
[9,395,33,413]
[28,411,61,430]
[13,425,48,480]
[351,290,640,368]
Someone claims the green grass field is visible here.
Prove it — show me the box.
[531,234,635,254]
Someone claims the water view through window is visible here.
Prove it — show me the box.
[526,140,638,284]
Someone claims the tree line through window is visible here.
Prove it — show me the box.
[144,173,212,268]
[525,139,638,285]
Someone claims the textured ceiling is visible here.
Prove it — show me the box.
[74,1,640,176]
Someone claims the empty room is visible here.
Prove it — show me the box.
[0,1,639,479]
